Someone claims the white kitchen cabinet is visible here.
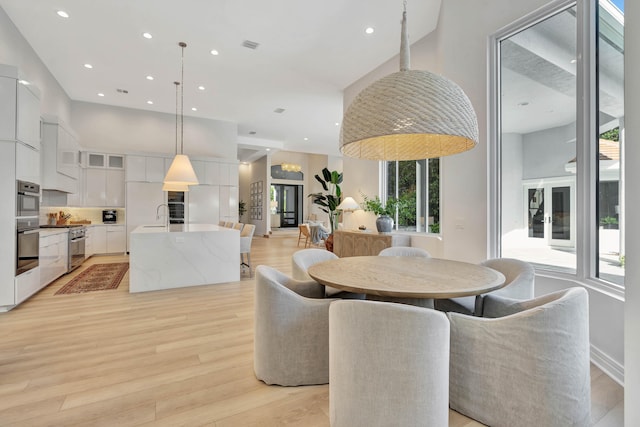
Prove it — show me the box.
[106,225,126,254]
[41,117,79,193]
[86,153,124,169]
[205,162,220,185]
[219,185,239,222]
[188,185,220,224]
[0,65,41,149]
[14,268,41,305]
[85,226,94,257]
[84,168,125,207]
[125,155,167,182]
[190,159,237,186]
[39,231,68,287]
[92,226,107,254]
[15,142,40,184]
[125,182,166,252]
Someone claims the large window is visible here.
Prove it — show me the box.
[493,0,625,288]
[382,159,440,233]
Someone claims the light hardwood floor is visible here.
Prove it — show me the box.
[0,234,623,426]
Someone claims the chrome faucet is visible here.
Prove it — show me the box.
[156,204,169,227]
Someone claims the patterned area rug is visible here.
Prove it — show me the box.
[55,263,129,295]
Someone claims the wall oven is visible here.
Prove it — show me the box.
[167,191,185,224]
[16,218,39,276]
[17,180,40,217]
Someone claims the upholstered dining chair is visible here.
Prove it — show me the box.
[224,221,234,228]
[233,222,244,232]
[218,220,226,226]
[378,246,431,257]
[291,248,363,299]
[254,265,335,386]
[330,300,450,427]
[240,224,255,276]
[448,287,590,427]
[435,257,534,316]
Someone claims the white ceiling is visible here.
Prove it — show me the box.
[0,0,441,161]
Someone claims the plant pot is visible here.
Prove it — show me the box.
[376,215,394,233]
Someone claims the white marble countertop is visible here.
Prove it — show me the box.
[132,224,230,234]
[39,228,69,237]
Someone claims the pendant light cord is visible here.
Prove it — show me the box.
[174,81,180,155]
[400,0,410,72]
[179,42,187,155]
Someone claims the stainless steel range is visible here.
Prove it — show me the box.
[40,224,86,272]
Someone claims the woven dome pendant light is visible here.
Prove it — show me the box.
[163,42,199,186]
[340,2,479,160]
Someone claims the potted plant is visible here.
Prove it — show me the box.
[238,200,246,220]
[309,168,342,250]
[361,193,399,233]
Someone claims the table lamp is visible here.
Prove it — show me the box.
[337,197,361,230]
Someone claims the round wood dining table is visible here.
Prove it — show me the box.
[307,256,506,303]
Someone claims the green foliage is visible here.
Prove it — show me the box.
[620,255,625,268]
[361,193,402,216]
[238,200,246,218]
[309,167,343,232]
[600,127,619,142]
[599,216,618,226]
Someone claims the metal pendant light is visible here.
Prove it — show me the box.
[163,81,190,192]
[340,2,479,161]
[163,42,199,186]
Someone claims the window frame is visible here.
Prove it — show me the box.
[489,0,624,298]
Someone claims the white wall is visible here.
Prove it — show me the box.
[502,133,525,239]
[625,1,640,424]
[522,123,576,179]
[71,101,238,159]
[0,6,71,123]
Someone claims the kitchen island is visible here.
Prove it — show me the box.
[129,224,240,293]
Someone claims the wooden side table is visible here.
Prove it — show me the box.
[333,230,411,257]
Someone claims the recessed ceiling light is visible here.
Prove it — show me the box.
[304,137,309,141]
[570,58,577,64]
[198,86,205,91]
[56,10,69,18]
[84,63,93,69]
[97,93,105,97]
[365,27,375,34]
[191,107,197,111]
[147,100,154,105]
[210,49,219,56]
[142,32,153,39]
[146,75,154,81]
[265,148,271,151]
[335,122,340,126]
[18,80,30,85]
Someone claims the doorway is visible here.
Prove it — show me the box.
[271,184,303,228]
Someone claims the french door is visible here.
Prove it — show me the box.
[524,179,575,248]
[271,184,303,228]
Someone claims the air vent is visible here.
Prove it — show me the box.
[116,88,129,94]
[273,108,285,114]
[249,131,257,135]
[242,40,260,50]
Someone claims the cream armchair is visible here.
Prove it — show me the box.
[330,300,450,427]
[448,287,591,427]
[435,257,534,316]
[254,265,335,386]
[292,248,364,299]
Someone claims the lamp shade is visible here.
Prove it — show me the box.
[162,182,190,192]
[340,70,478,160]
[336,196,361,212]
[163,154,199,185]
[340,7,478,161]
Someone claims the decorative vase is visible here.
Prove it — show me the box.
[376,215,394,233]
[325,234,334,252]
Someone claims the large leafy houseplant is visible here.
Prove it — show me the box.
[309,168,343,233]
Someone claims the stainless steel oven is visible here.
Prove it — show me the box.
[17,180,40,217]
[68,226,86,272]
[16,217,39,276]
[167,191,185,224]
